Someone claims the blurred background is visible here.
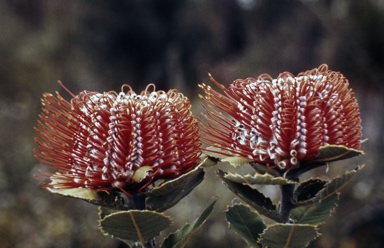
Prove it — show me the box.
[1,0,384,247]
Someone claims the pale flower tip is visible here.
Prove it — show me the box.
[42,93,52,98]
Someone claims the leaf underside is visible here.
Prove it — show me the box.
[221,156,250,167]
[224,171,297,185]
[47,185,100,201]
[315,145,364,163]
[47,179,131,209]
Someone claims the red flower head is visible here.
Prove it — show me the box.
[34,84,201,196]
[199,64,362,171]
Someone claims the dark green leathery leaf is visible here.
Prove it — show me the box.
[291,193,339,225]
[298,165,365,205]
[99,209,172,244]
[145,162,205,212]
[259,223,320,248]
[218,170,280,222]
[294,178,327,204]
[225,204,266,247]
[161,199,216,248]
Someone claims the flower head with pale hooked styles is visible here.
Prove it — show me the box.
[34,83,201,197]
[199,64,362,171]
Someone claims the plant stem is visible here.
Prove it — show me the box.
[279,184,295,223]
[133,193,147,210]
[132,193,156,248]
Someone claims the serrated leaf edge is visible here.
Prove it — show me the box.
[221,156,250,167]
[315,145,364,163]
[98,209,173,244]
[218,170,280,221]
[224,171,298,185]
[259,223,321,247]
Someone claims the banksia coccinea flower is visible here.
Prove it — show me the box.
[200,64,362,171]
[34,84,201,197]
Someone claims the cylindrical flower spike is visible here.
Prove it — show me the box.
[200,64,362,171]
[34,84,201,197]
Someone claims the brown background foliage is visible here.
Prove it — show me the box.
[1,0,383,247]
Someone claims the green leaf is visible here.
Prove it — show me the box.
[48,174,131,208]
[133,166,153,183]
[224,171,298,185]
[98,207,147,246]
[146,165,205,212]
[48,173,101,200]
[299,165,365,205]
[218,170,280,222]
[147,161,205,197]
[294,179,327,203]
[161,199,216,248]
[225,204,266,248]
[47,185,101,201]
[99,209,172,244]
[259,223,319,248]
[291,193,339,225]
[314,145,364,163]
